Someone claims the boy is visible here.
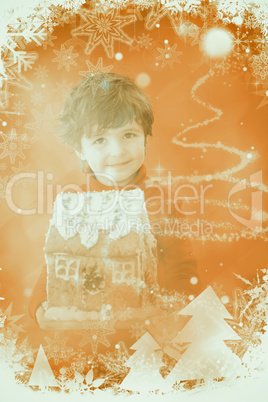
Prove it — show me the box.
[29,72,201,332]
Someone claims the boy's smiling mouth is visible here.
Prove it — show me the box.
[108,161,130,167]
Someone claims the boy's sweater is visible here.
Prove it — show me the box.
[28,164,201,322]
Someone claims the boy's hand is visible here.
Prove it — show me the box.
[36,304,83,330]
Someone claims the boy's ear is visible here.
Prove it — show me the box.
[145,136,149,148]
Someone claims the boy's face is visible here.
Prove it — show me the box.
[77,120,147,186]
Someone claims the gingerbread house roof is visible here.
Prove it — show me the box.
[45,225,142,257]
[45,189,156,258]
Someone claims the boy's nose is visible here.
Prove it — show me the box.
[109,140,125,157]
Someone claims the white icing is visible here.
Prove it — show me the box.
[44,306,160,322]
[48,189,154,250]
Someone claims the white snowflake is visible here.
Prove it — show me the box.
[52,44,79,71]
[1,15,46,81]
[53,79,74,101]
[161,0,183,14]
[72,8,136,58]
[12,100,26,115]
[15,119,23,128]
[79,58,114,76]
[25,104,57,142]
[254,6,268,34]
[232,29,249,53]
[183,0,202,13]
[156,42,183,69]
[198,4,219,26]
[61,0,86,11]
[7,23,47,48]
[44,332,75,366]
[250,51,268,80]
[163,0,201,14]
[78,321,116,354]
[137,33,153,49]
[244,14,259,30]
[0,128,30,164]
[251,33,267,51]
[2,55,32,90]
[41,32,57,50]
[30,91,45,104]
[216,0,249,18]
[33,64,49,80]
[11,51,38,74]
[31,3,58,33]
[128,322,146,339]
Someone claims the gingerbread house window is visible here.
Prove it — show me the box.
[112,261,135,284]
[55,254,80,281]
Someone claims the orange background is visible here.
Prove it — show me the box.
[0,5,267,352]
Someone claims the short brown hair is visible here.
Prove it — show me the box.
[57,72,154,153]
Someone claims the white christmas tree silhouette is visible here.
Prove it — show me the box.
[243,293,268,379]
[28,344,57,389]
[166,286,245,387]
[243,323,268,378]
[120,331,167,392]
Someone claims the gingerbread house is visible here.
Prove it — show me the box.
[44,189,158,321]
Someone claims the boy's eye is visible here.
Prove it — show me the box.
[124,133,135,139]
[94,138,105,145]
